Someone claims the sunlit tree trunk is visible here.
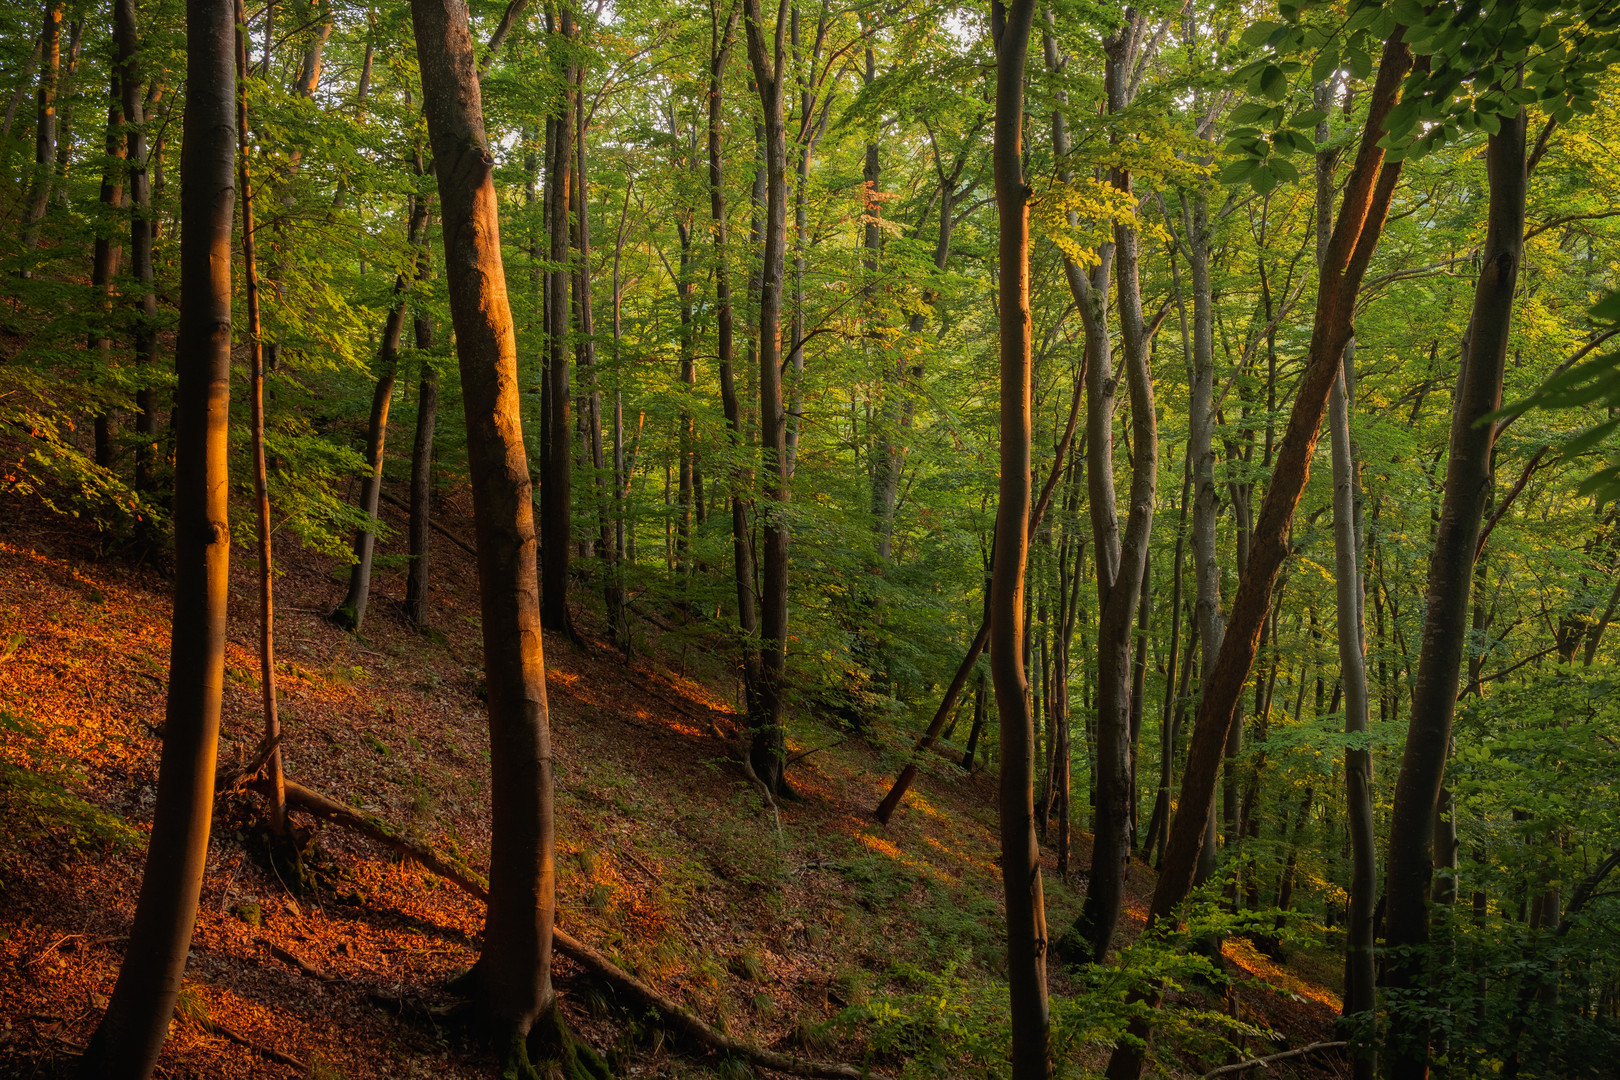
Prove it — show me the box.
[81,0,235,1071]
[991,0,1050,1072]
[19,0,64,265]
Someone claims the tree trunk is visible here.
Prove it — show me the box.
[80,0,235,1071]
[991,0,1050,1073]
[235,1,286,836]
[335,188,430,632]
[1103,32,1411,1080]
[404,343,438,629]
[709,0,760,709]
[406,0,597,1072]
[573,76,608,594]
[91,67,127,467]
[742,0,792,797]
[20,0,64,264]
[541,7,577,637]
[113,0,159,494]
[1316,80,1377,1080]
[1384,105,1527,1080]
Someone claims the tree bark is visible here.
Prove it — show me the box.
[742,0,792,797]
[20,0,64,264]
[91,66,127,467]
[407,0,591,1070]
[404,230,439,628]
[1384,105,1527,1080]
[113,0,159,493]
[991,0,1050,1073]
[80,0,235,1071]
[335,188,430,632]
[542,6,577,636]
[1103,31,1411,1080]
[236,0,286,836]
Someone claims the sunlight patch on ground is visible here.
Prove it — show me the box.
[1223,937,1343,1012]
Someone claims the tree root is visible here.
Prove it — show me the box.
[259,776,860,1079]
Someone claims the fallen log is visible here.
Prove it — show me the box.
[1200,1040,1348,1079]
[253,776,859,1080]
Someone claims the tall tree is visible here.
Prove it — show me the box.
[1383,103,1528,1080]
[541,3,577,636]
[991,0,1050,1073]
[19,0,64,264]
[406,0,602,1072]
[1103,30,1412,1080]
[742,0,793,796]
[80,0,236,1071]
[113,0,160,493]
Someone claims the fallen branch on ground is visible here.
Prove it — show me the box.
[1200,1040,1348,1078]
[377,490,477,557]
[256,937,335,983]
[256,776,858,1079]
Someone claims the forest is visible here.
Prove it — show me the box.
[1,0,1619,1074]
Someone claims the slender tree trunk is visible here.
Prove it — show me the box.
[1144,449,1191,862]
[742,0,793,796]
[91,69,127,467]
[1103,32,1411,1080]
[573,77,608,594]
[235,1,286,837]
[1314,80,1378,1080]
[709,0,760,707]
[2,35,42,140]
[962,671,988,769]
[114,0,159,493]
[991,0,1050,1072]
[541,7,577,636]
[1384,105,1527,1080]
[20,0,64,265]
[404,192,439,630]
[49,15,82,206]
[80,0,235,1071]
[336,188,430,631]
[407,1,602,1073]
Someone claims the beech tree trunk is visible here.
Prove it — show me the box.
[742,0,792,797]
[236,0,286,836]
[81,0,235,1072]
[541,6,577,636]
[91,67,127,467]
[20,0,64,264]
[113,0,159,493]
[404,216,439,629]
[1317,81,1377,1080]
[1384,105,1527,1080]
[1103,32,1411,1080]
[406,0,596,1072]
[335,186,431,632]
[709,0,760,709]
[991,0,1050,1073]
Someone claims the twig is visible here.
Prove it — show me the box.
[201,1016,305,1069]
[256,937,335,983]
[1200,1041,1348,1079]
[785,739,845,767]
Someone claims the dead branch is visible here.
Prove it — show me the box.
[269,777,857,1079]
[1200,1040,1348,1079]
[377,489,477,557]
[256,937,335,983]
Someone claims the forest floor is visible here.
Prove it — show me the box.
[0,484,1347,1079]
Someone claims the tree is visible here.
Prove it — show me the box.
[990,0,1050,1073]
[81,0,236,1071]
[406,0,601,1072]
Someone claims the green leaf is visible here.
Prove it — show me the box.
[1259,65,1289,101]
[1251,165,1279,195]
[1291,108,1328,129]
[1311,49,1340,83]
[1219,159,1261,185]
[1242,21,1282,46]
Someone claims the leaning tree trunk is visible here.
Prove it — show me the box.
[236,0,286,836]
[406,0,600,1074]
[1384,105,1527,1080]
[334,185,430,632]
[991,0,1050,1074]
[742,0,792,797]
[1103,31,1412,1080]
[80,0,235,1073]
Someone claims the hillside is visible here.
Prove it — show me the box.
[0,489,1343,1078]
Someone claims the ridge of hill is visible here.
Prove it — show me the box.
[0,488,1342,1078]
